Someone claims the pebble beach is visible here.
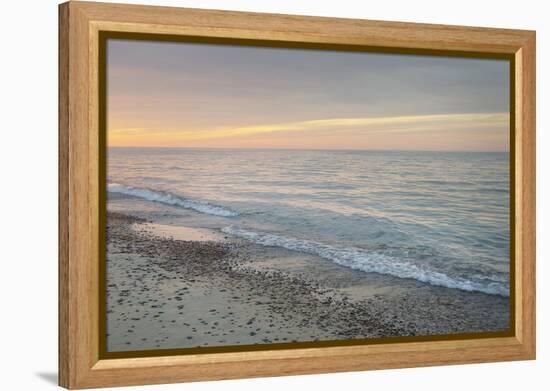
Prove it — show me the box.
[106,211,510,352]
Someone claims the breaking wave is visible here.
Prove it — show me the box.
[108,183,238,217]
[221,226,509,297]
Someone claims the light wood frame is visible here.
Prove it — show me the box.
[59,1,536,389]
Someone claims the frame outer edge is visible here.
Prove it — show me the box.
[74,2,95,388]
[521,31,536,358]
[59,2,71,388]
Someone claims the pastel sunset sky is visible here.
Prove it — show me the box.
[107,39,510,151]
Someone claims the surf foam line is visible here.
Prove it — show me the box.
[108,183,238,217]
[221,226,509,297]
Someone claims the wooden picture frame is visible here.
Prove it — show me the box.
[59,1,536,389]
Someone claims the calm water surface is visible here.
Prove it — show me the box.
[108,148,510,296]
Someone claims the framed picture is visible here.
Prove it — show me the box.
[58,1,536,389]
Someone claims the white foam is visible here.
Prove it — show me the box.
[108,183,238,217]
[221,226,509,297]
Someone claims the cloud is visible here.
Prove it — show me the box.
[109,112,509,147]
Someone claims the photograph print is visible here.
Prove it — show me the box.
[104,38,511,353]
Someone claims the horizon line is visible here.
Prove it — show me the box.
[107,146,509,153]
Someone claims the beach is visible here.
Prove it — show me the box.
[106,205,509,352]
[104,41,512,353]
[106,148,510,352]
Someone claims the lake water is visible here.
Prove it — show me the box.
[107,148,510,297]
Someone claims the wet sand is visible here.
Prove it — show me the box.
[106,212,510,352]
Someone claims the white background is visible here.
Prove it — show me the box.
[0,0,546,389]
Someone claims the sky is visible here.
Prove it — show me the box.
[107,39,510,151]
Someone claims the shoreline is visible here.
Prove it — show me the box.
[106,209,509,352]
